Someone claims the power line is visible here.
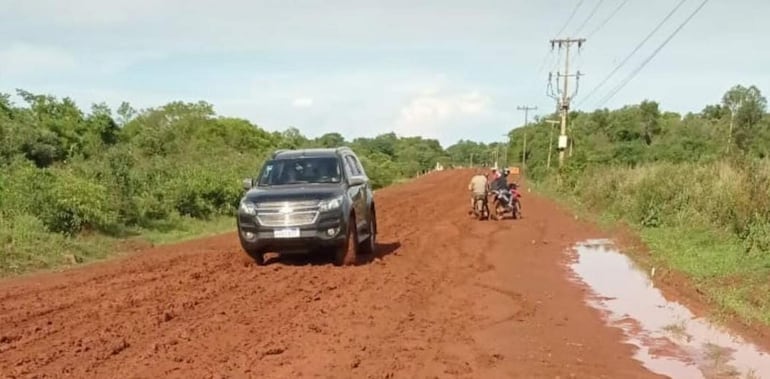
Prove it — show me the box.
[595,0,710,108]
[535,49,554,77]
[573,0,605,36]
[533,0,587,93]
[587,0,630,39]
[556,0,587,37]
[577,0,689,107]
[537,0,586,77]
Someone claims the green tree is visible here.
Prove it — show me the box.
[315,132,346,148]
[723,85,768,152]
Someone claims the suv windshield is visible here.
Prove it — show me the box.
[257,156,342,186]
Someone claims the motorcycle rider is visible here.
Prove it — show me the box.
[491,168,513,208]
[468,169,489,214]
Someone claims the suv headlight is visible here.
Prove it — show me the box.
[319,196,343,212]
[239,199,257,215]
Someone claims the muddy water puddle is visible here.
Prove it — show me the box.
[569,239,770,379]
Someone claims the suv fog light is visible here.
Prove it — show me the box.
[242,231,256,240]
[327,228,338,236]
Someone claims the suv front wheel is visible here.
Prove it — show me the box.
[240,247,265,266]
[359,211,376,255]
[334,215,358,266]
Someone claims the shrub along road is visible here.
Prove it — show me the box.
[0,169,665,378]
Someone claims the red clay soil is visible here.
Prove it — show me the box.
[0,169,666,379]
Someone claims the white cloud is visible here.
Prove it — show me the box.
[0,43,78,78]
[394,87,492,140]
[292,97,314,108]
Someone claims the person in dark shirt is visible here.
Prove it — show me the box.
[491,169,509,191]
[491,169,512,207]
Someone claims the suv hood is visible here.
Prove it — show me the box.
[244,183,344,204]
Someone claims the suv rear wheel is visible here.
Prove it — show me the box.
[334,215,358,266]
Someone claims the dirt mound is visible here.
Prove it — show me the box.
[0,170,662,378]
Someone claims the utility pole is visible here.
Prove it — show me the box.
[516,106,537,172]
[547,37,585,168]
[502,133,510,169]
[545,119,560,170]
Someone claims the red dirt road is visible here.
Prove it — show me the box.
[0,170,664,378]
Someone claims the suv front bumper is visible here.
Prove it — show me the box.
[237,210,348,254]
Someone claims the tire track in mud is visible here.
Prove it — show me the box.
[1,170,663,378]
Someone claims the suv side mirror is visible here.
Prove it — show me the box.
[349,177,365,186]
[242,178,253,191]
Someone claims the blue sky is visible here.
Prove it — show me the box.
[1,0,768,147]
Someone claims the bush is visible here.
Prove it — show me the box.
[0,214,70,274]
[42,169,116,236]
[554,159,770,254]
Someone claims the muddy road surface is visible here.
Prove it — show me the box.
[1,170,663,378]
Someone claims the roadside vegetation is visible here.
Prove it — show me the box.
[0,91,448,275]
[489,84,770,327]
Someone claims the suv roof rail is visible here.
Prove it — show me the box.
[271,149,288,158]
[271,146,352,159]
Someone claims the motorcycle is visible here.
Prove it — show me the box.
[491,187,522,220]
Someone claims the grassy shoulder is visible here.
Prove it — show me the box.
[529,162,770,329]
[0,215,234,277]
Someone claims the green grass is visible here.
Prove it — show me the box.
[0,215,235,278]
[134,215,234,245]
[530,161,770,329]
[640,226,770,326]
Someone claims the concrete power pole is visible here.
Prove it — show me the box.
[547,38,585,168]
[545,119,560,170]
[516,106,537,172]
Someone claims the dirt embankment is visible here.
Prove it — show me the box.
[0,170,664,378]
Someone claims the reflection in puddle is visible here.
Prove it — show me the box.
[569,239,770,379]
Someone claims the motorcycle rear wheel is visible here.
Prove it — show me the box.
[493,200,506,221]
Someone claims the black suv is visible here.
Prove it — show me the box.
[237,147,377,266]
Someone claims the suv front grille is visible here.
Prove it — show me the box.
[257,212,318,227]
[256,200,320,227]
[257,200,320,209]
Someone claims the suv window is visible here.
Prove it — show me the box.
[349,155,367,177]
[344,155,362,177]
[258,157,342,186]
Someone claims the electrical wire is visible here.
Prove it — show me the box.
[577,0,690,107]
[535,49,554,77]
[595,0,711,108]
[555,0,586,37]
[537,0,586,77]
[573,0,605,36]
[587,0,630,39]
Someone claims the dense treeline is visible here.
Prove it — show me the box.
[505,84,769,178]
[0,90,448,273]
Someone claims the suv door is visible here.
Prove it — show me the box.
[343,154,367,238]
[348,154,373,214]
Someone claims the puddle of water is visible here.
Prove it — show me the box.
[569,238,770,379]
